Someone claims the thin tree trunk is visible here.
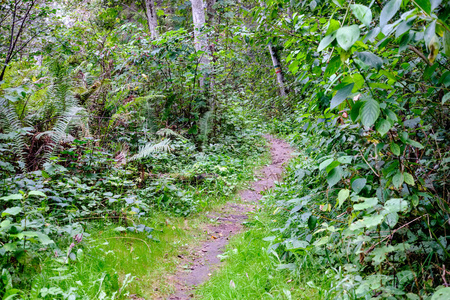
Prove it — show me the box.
[206,0,216,23]
[191,0,209,89]
[144,0,158,39]
[268,43,287,97]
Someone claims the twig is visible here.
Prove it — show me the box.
[365,215,427,255]
[359,150,380,177]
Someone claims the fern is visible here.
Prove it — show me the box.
[109,94,165,128]
[198,110,213,144]
[36,106,87,163]
[156,128,187,140]
[130,139,172,161]
[0,97,27,170]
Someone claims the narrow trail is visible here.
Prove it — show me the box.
[166,135,293,300]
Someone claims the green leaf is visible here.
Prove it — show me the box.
[114,226,127,232]
[442,92,450,104]
[431,287,450,300]
[361,98,380,127]
[351,4,372,27]
[444,29,450,56]
[392,172,404,188]
[430,0,442,11]
[318,32,336,52]
[327,166,342,187]
[337,156,353,164]
[390,143,401,156]
[404,173,415,186]
[35,232,54,245]
[350,100,364,122]
[413,0,431,14]
[330,83,354,110]
[380,0,402,28]
[2,207,22,217]
[338,189,350,207]
[28,191,47,198]
[352,178,367,194]
[326,161,341,173]
[332,0,344,8]
[0,194,23,201]
[355,51,383,70]
[424,20,436,47]
[353,197,378,210]
[376,119,392,136]
[385,212,399,228]
[384,198,409,213]
[407,139,424,149]
[308,215,317,230]
[324,56,342,78]
[319,158,334,171]
[336,25,360,51]
[325,19,340,36]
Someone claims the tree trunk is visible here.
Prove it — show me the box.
[268,43,287,97]
[144,0,158,39]
[191,0,209,89]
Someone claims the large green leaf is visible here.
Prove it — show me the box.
[390,142,401,156]
[392,172,404,188]
[326,161,341,173]
[404,172,415,186]
[318,32,336,52]
[380,0,402,28]
[336,25,360,51]
[355,51,383,70]
[413,0,431,14]
[350,4,372,27]
[338,189,350,207]
[0,194,23,201]
[319,158,334,170]
[327,166,342,187]
[330,83,354,110]
[360,98,380,127]
[2,207,22,217]
[353,197,378,210]
[28,191,47,198]
[384,198,408,213]
[352,178,367,194]
[443,92,450,104]
[432,288,450,300]
[376,119,392,136]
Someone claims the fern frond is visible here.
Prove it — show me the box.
[0,98,27,170]
[130,139,172,161]
[156,128,187,140]
[36,106,86,163]
[199,110,213,143]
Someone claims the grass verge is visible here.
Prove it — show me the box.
[29,135,271,299]
[195,204,330,300]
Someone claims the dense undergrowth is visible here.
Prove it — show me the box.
[1,0,450,299]
[0,125,267,299]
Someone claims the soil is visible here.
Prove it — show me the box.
[165,135,293,300]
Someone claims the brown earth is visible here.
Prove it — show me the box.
[166,135,293,300]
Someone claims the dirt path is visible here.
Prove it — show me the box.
[166,135,292,300]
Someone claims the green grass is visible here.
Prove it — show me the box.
[28,136,272,299]
[195,208,330,300]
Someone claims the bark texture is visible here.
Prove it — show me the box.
[268,43,287,97]
[191,0,209,88]
[144,0,158,39]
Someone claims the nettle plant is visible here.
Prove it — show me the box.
[264,0,449,298]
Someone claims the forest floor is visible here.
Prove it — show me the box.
[166,135,293,300]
